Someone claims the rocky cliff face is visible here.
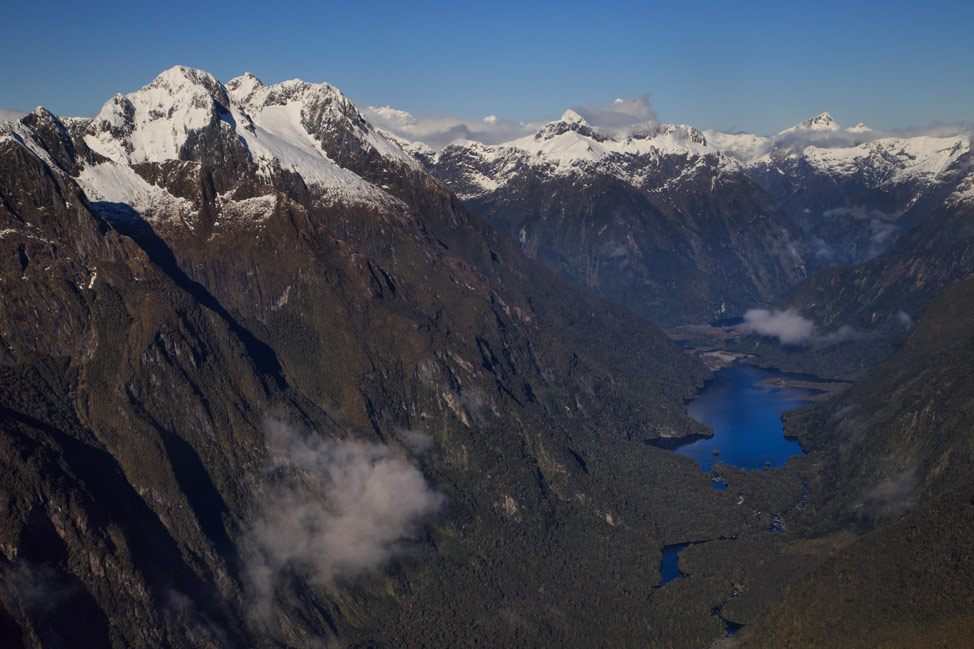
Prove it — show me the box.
[0,117,304,648]
[415,113,811,325]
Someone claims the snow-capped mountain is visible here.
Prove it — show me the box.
[411,109,714,200]
[708,113,973,263]
[402,110,811,325]
[5,65,426,241]
[782,111,842,133]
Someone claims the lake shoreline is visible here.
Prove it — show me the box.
[659,363,842,471]
[758,376,851,401]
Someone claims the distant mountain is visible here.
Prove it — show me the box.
[403,110,812,325]
[709,113,973,264]
[785,176,974,329]
[736,170,974,377]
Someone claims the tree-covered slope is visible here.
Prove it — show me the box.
[727,276,974,647]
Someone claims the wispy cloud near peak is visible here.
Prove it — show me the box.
[364,95,660,150]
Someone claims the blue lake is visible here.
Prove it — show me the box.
[669,364,824,471]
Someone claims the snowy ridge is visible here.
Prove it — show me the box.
[703,131,772,164]
[800,135,970,185]
[481,116,712,165]
[705,113,974,262]
[378,129,435,159]
[228,75,419,170]
[0,118,61,168]
[708,112,971,185]
[69,66,418,217]
[225,101,393,205]
[430,114,727,198]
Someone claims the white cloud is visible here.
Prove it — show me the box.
[739,308,869,346]
[815,324,864,345]
[571,95,658,128]
[887,123,974,139]
[363,105,542,150]
[740,308,815,345]
[863,467,918,516]
[396,427,434,454]
[246,421,445,608]
[0,109,27,123]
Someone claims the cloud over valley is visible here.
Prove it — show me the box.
[246,421,445,608]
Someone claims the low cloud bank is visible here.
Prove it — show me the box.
[740,308,815,345]
[572,95,658,128]
[247,421,444,605]
[714,122,972,165]
[740,308,865,346]
[364,106,541,150]
[774,122,973,150]
[0,109,27,123]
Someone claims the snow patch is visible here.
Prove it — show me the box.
[229,104,402,207]
[1,120,61,169]
[76,161,194,223]
[234,78,418,170]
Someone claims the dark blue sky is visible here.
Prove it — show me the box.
[1,0,971,134]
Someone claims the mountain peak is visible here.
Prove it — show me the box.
[85,66,232,164]
[28,106,58,121]
[559,109,587,125]
[797,111,839,130]
[146,65,227,100]
[226,72,265,103]
[227,71,264,88]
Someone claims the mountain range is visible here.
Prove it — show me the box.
[2,66,973,649]
[710,112,972,264]
[377,106,972,325]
